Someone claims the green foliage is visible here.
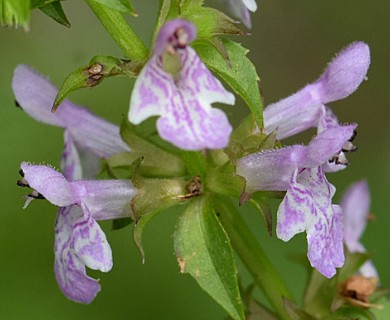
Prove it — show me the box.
[38,1,70,27]
[175,196,245,320]
[181,4,243,39]
[52,56,144,111]
[194,39,264,129]
[0,0,30,30]
[119,118,186,177]
[89,0,137,15]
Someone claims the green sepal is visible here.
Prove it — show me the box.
[193,39,264,130]
[133,177,188,261]
[52,56,144,111]
[181,4,243,38]
[175,196,245,320]
[283,298,318,320]
[227,116,277,160]
[119,118,186,178]
[38,1,70,27]
[0,0,30,30]
[206,160,245,198]
[89,0,137,16]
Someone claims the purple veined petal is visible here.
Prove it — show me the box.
[341,180,370,247]
[263,42,370,140]
[303,124,357,168]
[277,167,344,278]
[340,181,379,278]
[318,105,339,133]
[13,65,130,158]
[316,41,370,103]
[71,179,137,220]
[307,203,345,278]
[21,162,75,207]
[276,169,316,241]
[75,204,113,271]
[237,125,356,192]
[236,145,306,192]
[154,19,197,56]
[13,64,64,127]
[263,84,324,140]
[61,131,83,181]
[222,0,257,28]
[54,205,111,304]
[129,45,235,150]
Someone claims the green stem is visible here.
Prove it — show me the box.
[85,0,149,61]
[214,195,293,320]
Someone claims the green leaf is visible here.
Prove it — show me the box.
[52,56,143,111]
[0,0,30,30]
[193,39,264,129]
[175,196,245,320]
[181,4,243,38]
[90,0,137,16]
[38,1,70,27]
[119,119,186,177]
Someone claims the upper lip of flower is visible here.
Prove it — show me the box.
[262,41,370,140]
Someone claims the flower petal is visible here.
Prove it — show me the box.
[237,125,356,192]
[263,42,370,140]
[316,41,370,103]
[54,205,112,304]
[303,124,357,168]
[154,19,197,56]
[276,167,344,278]
[21,162,75,207]
[223,0,257,28]
[263,84,324,140]
[129,46,234,150]
[13,65,130,158]
[71,180,137,220]
[61,131,83,181]
[341,180,370,248]
[237,145,305,192]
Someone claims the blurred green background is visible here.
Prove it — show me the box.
[0,1,389,319]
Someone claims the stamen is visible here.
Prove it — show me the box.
[17,178,29,187]
[28,190,45,200]
[342,141,358,153]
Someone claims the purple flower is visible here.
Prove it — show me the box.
[263,42,370,141]
[237,125,357,277]
[222,0,258,28]
[19,162,137,303]
[128,19,235,150]
[341,181,378,278]
[13,65,135,303]
[12,64,130,178]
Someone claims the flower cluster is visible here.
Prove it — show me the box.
[15,12,377,311]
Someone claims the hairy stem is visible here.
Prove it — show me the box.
[214,195,293,320]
